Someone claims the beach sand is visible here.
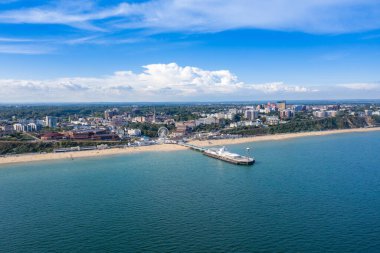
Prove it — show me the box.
[188,127,380,147]
[1,127,379,166]
[0,144,188,166]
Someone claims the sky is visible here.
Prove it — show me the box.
[0,0,380,102]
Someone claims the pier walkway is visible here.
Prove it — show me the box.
[177,141,255,166]
[177,142,207,152]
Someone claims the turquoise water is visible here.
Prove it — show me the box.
[1,132,380,252]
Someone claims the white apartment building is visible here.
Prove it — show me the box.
[127,129,142,136]
[244,110,259,121]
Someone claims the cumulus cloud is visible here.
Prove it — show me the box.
[0,63,316,102]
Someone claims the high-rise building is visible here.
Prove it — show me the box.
[13,123,26,132]
[292,105,305,112]
[244,110,259,121]
[27,123,40,132]
[104,108,119,120]
[277,101,286,110]
[279,109,295,119]
[365,110,373,116]
[45,116,58,128]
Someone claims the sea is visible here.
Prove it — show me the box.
[1,132,380,252]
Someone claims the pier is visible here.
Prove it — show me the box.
[177,142,255,165]
[177,142,207,152]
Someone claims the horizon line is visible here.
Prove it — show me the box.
[1,98,380,106]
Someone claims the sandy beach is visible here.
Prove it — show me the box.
[189,127,380,147]
[0,144,188,166]
[1,127,379,166]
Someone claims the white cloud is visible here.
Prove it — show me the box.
[249,82,318,93]
[0,35,143,55]
[1,0,379,53]
[0,44,54,54]
[0,0,379,34]
[0,37,34,42]
[121,0,380,34]
[339,83,380,90]
[0,1,133,31]
[0,63,316,102]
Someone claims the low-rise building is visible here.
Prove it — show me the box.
[226,112,236,120]
[229,120,261,128]
[41,132,65,140]
[110,116,125,127]
[313,111,327,118]
[133,116,146,123]
[0,124,14,136]
[128,129,142,136]
[195,117,219,126]
[175,120,196,135]
[228,108,238,114]
[62,129,118,140]
[266,116,280,125]
[326,111,338,117]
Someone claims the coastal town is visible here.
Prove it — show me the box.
[2,1,380,251]
[1,101,379,156]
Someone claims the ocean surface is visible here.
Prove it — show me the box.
[1,132,380,252]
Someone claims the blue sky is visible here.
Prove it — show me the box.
[0,0,379,102]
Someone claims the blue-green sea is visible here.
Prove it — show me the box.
[1,132,380,252]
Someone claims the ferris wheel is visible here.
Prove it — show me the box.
[157,127,169,139]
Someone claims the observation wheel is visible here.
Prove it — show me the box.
[157,127,169,139]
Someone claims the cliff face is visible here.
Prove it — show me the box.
[222,116,377,136]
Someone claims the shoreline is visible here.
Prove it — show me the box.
[1,127,379,166]
[0,144,188,166]
[188,127,380,147]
